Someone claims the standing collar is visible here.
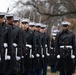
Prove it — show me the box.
[62,29,69,33]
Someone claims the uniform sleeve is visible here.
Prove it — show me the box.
[7,27,13,55]
[32,32,37,56]
[72,34,75,55]
[55,33,60,55]
[46,35,50,53]
[21,30,26,56]
[17,29,23,56]
[38,34,42,55]
[42,35,46,55]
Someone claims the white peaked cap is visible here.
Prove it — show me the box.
[35,23,42,27]
[61,21,71,26]
[14,17,20,21]
[29,22,36,26]
[6,14,13,17]
[0,12,6,16]
[21,18,30,23]
[41,24,46,28]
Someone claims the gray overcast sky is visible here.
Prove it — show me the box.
[0,0,11,12]
[0,0,29,13]
[0,0,19,13]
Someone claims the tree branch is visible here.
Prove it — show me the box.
[19,1,76,17]
[41,16,50,22]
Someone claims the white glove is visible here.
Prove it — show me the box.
[21,56,24,58]
[0,58,1,61]
[42,55,44,58]
[5,56,11,60]
[31,55,34,58]
[46,53,50,56]
[4,43,8,47]
[57,55,60,59]
[13,43,17,47]
[16,56,21,61]
[36,54,40,57]
[71,55,75,59]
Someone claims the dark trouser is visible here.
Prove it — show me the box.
[0,73,6,75]
[51,65,56,73]
[42,64,47,75]
[60,71,72,75]
[31,68,36,75]
[36,69,42,75]
[31,68,41,75]
[24,71,31,75]
[37,64,47,75]
[0,50,6,74]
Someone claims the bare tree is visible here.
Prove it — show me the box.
[10,0,76,34]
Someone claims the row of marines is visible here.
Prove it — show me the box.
[0,12,51,75]
[0,12,76,75]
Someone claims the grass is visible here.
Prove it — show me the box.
[47,66,59,75]
[47,66,76,75]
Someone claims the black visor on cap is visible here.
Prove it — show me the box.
[41,27,45,29]
[35,26,40,27]
[63,24,68,27]
[6,16,13,20]
[30,25,34,27]
[22,22,28,24]
[0,15,5,18]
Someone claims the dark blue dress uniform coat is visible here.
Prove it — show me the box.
[0,22,13,74]
[23,28,34,72]
[55,30,75,73]
[7,24,22,74]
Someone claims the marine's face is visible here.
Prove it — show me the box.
[29,26,35,31]
[21,24,24,30]
[63,25,69,31]
[21,22,29,30]
[13,21,19,26]
[40,28,45,33]
[6,18,14,25]
[24,23,29,30]
[0,17,4,24]
[42,28,46,33]
[35,26,40,31]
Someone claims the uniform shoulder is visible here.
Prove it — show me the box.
[13,24,21,30]
[3,22,10,29]
[68,31,75,36]
[28,29,33,34]
[56,30,63,36]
